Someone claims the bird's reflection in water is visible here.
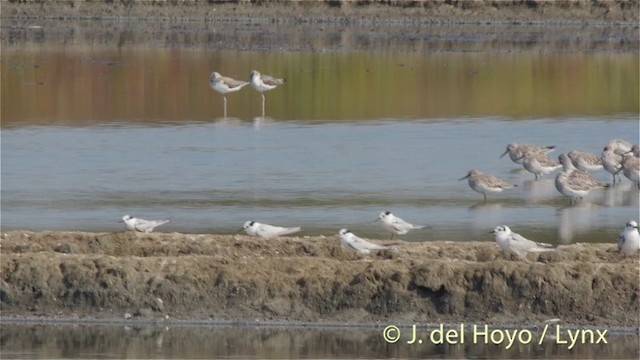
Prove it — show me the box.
[558,203,600,244]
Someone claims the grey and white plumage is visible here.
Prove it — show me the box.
[209,71,249,116]
[249,70,286,93]
[617,220,640,256]
[606,139,633,156]
[249,70,285,115]
[621,150,639,188]
[120,215,169,233]
[338,228,394,254]
[555,154,608,204]
[492,225,555,260]
[601,146,623,183]
[518,151,562,180]
[459,169,517,203]
[242,220,302,238]
[209,71,249,95]
[500,143,556,165]
[567,150,603,172]
[376,211,424,239]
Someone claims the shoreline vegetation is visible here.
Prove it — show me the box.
[2,0,639,25]
[1,231,638,328]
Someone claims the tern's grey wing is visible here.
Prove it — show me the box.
[134,219,169,232]
[391,217,412,231]
[510,232,553,254]
[276,226,302,236]
[351,236,390,251]
[261,74,285,86]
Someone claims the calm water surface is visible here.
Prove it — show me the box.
[1,323,639,359]
[2,117,639,243]
[1,22,639,243]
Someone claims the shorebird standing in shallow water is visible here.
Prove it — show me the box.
[120,215,170,233]
[621,147,640,189]
[241,220,302,239]
[605,139,633,156]
[555,154,608,205]
[209,72,249,117]
[376,211,425,239]
[517,151,562,180]
[567,150,603,172]
[249,70,286,116]
[601,146,623,184]
[459,169,517,203]
[492,225,555,261]
[500,143,556,165]
[618,220,640,256]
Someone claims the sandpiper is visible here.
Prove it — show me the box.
[500,143,555,165]
[518,151,562,180]
[459,169,517,203]
[567,150,603,172]
[555,154,608,205]
[601,146,623,184]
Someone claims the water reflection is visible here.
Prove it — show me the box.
[1,323,638,359]
[2,42,638,125]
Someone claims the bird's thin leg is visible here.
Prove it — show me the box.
[535,174,538,181]
[261,93,266,117]
[483,194,487,203]
[223,96,228,118]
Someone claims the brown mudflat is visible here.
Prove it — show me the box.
[1,231,638,328]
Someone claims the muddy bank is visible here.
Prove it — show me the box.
[2,1,638,24]
[1,231,638,327]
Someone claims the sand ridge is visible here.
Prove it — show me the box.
[1,231,638,327]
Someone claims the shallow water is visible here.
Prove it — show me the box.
[2,21,639,244]
[1,323,639,359]
[1,117,638,244]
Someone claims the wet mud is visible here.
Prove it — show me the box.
[1,231,638,328]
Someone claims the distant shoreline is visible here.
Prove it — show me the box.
[2,1,638,25]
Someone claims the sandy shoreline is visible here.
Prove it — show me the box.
[1,231,638,328]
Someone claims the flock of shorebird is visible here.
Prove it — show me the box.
[117,71,640,260]
[460,139,640,205]
[209,70,285,117]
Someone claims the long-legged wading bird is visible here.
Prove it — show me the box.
[249,70,286,116]
[209,71,249,117]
